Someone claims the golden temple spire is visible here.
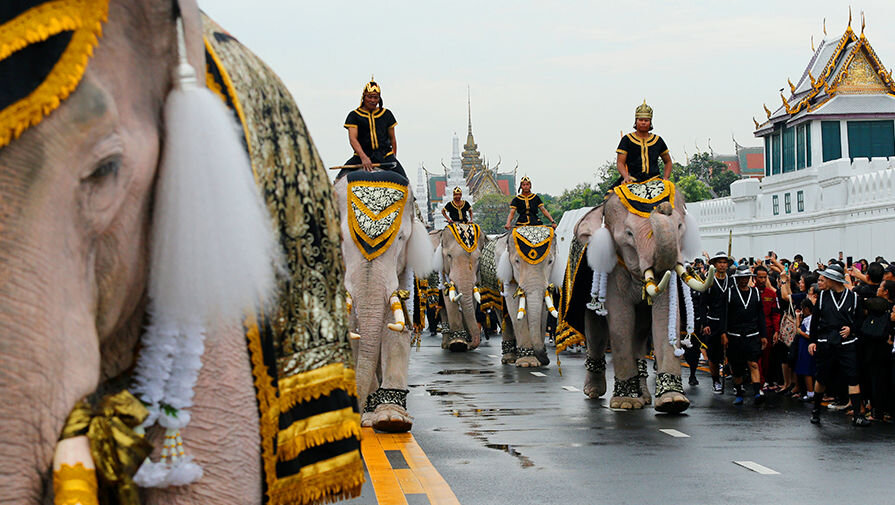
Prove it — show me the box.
[788,78,796,93]
[823,17,826,36]
[811,35,815,52]
[467,85,472,136]
[753,118,760,130]
[763,103,771,118]
[861,10,865,35]
[847,6,852,31]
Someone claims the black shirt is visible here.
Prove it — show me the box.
[616,133,669,182]
[444,200,471,223]
[724,286,768,340]
[698,275,730,330]
[809,288,860,345]
[510,193,544,226]
[344,107,397,156]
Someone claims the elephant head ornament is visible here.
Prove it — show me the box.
[575,178,709,412]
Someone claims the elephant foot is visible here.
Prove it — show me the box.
[583,370,607,399]
[448,340,469,352]
[654,392,690,414]
[515,356,541,368]
[371,404,413,433]
[609,396,645,409]
[534,348,550,366]
[639,377,652,405]
[361,412,375,427]
[501,353,516,364]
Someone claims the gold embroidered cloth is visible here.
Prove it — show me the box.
[203,16,362,505]
[512,226,554,265]
[612,177,676,218]
[344,170,409,261]
[448,222,481,253]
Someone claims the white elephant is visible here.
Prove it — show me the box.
[432,223,486,351]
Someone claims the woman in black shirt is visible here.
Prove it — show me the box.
[504,177,556,229]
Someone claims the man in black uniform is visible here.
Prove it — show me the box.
[614,100,673,187]
[504,176,557,229]
[441,187,473,224]
[723,265,769,405]
[698,251,732,393]
[808,264,870,426]
[340,77,406,179]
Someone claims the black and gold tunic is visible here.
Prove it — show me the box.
[510,193,544,226]
[616,133,669,182]
[444,200,471,223]
[344,107,397,157]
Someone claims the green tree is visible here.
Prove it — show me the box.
[595,159,620,198]
[709,167,740,197]
[675,174,713,202]
[546,183,602,224]
[472,193,512,234]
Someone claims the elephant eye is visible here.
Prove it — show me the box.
[86,156,121,182]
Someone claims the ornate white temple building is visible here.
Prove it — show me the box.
[689,16,895,262]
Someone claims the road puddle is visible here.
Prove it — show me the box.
[484,444,535,468]
[437,369,496,375]
[449,408,535,417]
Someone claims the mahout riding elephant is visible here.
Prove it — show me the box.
[574,179,709,412]
[432,223,485,351]
[495,226,558,367]
[335,170,432,433]
[0,2,361,504]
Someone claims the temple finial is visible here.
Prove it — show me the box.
[763,103,772,118]
[788,78,796,93]
[823,17,827,36]
[467,85,472,135]
[753,118,760,130]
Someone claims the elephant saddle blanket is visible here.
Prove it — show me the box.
[512,226,554,265]
[478,239,503,314]
[345,170,410,261]
[555,238,591,352]
[204,16,362,505]
[613,177,677,218]
[448,222,481,253]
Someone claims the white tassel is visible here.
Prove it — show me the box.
[473,286,481,303]
[517,291,527,320]
[682,281,695,348]
[668,272,684,357]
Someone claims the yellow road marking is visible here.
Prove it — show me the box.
[361,427,461,505]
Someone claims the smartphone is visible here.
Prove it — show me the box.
[846,256,853,268]
[749,257,755,265]
[768,251,773,258]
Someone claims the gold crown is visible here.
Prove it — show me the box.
[520,176,531,183]
[453,186,462,194]
[0,0,110,149]
[635,99,653,119]
[364,74,381,94]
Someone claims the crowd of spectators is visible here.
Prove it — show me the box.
[689,251,895,425]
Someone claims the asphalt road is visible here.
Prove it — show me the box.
[347,332,894,505]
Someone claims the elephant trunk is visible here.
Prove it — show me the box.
[522,277,547,352]
[648,208,679,275]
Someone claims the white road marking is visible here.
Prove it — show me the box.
[488,354,499,358]
[734,461,780,475]
[659,429,690,438]
[562,386,580,391]
[530,371,547,377]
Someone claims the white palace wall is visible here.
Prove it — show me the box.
[687,157,895,262]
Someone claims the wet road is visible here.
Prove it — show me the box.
[348,333,894,505]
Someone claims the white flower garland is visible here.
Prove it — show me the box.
[681,281,695,348]
[668,272,684,357]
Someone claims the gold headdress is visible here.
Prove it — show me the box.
[363,74,381,95]
[453,186,462,194]
[520,176,531,183]
[635,99,653,119]
[0,0,110,149]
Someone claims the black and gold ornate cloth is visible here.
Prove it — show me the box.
[477,238,503,315]
[443,200,471,223]
[616,133,669,182]
[447,222,480,253]
[612,177,676,218]
[555,238,591,352]
[344,169,409,261]
[512,226,554,265]
[204,15,362,505]
[510,193,544,226]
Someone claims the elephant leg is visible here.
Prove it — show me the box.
[513,319,540,368]
[606,281,644,409]
[635,328,652,406]
[501,296,518,364]
[371,329,413,433]
[650,292,689,414]
[583,311,608,399]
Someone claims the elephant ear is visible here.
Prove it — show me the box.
[681,211,702,261]
[495,234,514,283]
[575,204,604,244]
[407,218,434,276]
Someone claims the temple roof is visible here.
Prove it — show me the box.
[755,16,895,136]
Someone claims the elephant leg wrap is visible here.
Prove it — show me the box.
[655,372,684,396]
[585,355,606,373]
[516,346,535,358]
[454,329,472,343]
[637,358,649,378]
[364,388,409,412]
[502,340,517,355]
[613,375,642,398]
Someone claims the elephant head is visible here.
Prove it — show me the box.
[433,223,485,351]
[495,226,557,367]
[335,170,432,432]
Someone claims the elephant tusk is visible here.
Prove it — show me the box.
[676,263,711,292]
[644,269,671,297]
[517,292,527,320]
[388,295,405,332]
[544,290,558,319]
[656,270,672,293]
[473,286,481,303]
[349,332,361,340]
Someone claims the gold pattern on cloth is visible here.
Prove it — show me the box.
[477,238,504,314]
[512,226,554,265]
[346,179,409,261]
[54,463,99,505]
[613,177,676,218]
[555,238,587,352]
[59,391,151,505]
[203,15,361,505]
[448,222,481,253]
[0,0,110,149]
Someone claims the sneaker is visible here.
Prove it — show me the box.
[852,415,871,427]
[810,409,821,424]
[712,381,723,394]
[689,376,699,386]
[733,395,744,406]
[754,392,765,406]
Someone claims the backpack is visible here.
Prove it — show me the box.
[860,298,892,340]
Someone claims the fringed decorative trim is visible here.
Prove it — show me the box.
[279,363,357,412]
[268,452,364,505]
[554,325,585,353]
[585,355,606,373]
[364,388,408,412]
[244,317,281,503]
[655,372,684,396]
[277,407,363,462]
[0,0,110,149]
[53,463,98,505]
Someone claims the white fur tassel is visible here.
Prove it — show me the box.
[431,244,443,274]
[681,281,695,348]
[668,272,684,357]
[681,212,702,261]
[587,227,616,274]
[407,218,434,276]
[497,253,513,284]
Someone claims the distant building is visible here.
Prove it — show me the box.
[688,16,895,261]
[711,142,764,179]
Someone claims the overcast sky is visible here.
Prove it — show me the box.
[198,1,895,195]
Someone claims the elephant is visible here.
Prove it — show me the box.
[0,2,361,504]
[495,226,558,367]
[335,169,432,433]
[574,178,709,413]
[431,223,486,352]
